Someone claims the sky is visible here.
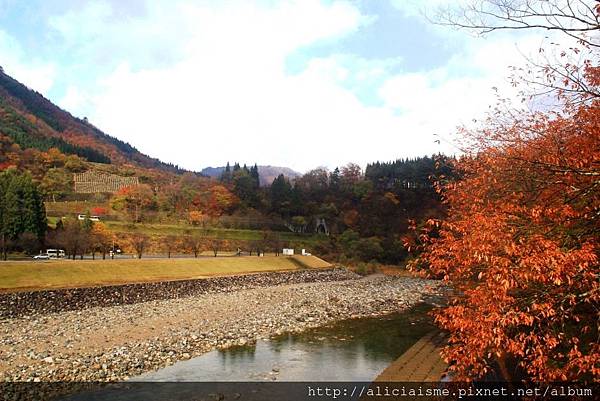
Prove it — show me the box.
[0,0,550,172]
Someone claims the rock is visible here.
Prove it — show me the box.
[0,272,440,383]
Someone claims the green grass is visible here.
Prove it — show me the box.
[44,201,324,244]
[103,221,324,243]
[0,255,332,292]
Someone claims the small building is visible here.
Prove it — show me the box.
[301,249,311,256]
[282,248,294,256]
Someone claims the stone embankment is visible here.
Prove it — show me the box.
[0,271,441,385]
[0,268,356,319]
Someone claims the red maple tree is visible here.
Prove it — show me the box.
[410,63,599,381]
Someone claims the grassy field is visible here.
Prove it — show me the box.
[45,200,109,215]
[0,255,332,292]
[103,221,323,242]
[45,217,323,244]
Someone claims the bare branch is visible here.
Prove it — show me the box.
[433,0,600,47]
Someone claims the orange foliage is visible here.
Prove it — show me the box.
[188,210,206,226]
[342,209,360,228]
[112,184,155,223]
[44,147,66,167]
[412,68,600,381]
[91,206,108,216]
[206,184,238,216]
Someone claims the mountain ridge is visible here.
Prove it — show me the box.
[0,67,187,174]
[201,165,301,186]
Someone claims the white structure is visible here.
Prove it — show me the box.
[301,249,311,256]
[78,214,100,221]
[282,248,294,256]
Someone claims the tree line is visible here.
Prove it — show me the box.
[0,169,46,259]
[99,156,453,265]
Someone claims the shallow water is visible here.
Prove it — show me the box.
[136,303,435,382]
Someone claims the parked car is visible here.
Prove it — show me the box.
[33,254,50,260]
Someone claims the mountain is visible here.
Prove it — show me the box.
[201,165,301,186]
[0,67,186,174]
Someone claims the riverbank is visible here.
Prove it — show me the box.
[0,266,348,319]
[0,273,440,383]
[0,255,331,293]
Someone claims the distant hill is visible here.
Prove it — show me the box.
[201,165,301,186]
[0,67,186,174]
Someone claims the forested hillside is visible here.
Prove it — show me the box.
[0,67,451,267]
[0,68,185,173]
[199,157,454,264]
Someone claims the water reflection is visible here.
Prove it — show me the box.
[136,304,434,382]
[218,344,258,361]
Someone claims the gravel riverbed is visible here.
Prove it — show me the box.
[0,273,440,383]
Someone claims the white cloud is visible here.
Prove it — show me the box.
[378,34,546,143]
[42,0,558,172]
[0,30,56,93]
[66,0,381,171]
[59,86,89,112]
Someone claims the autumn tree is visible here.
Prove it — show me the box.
[52,219,88,260]
[111,184,155,223]
[413,98,599,381]
[162,234,180,258]
[18,148,46,178]
[261,230,281,256]
[41,167,72,202]
[188,210,206,226]
[91,206,108,216]
[340,163,362,188]
[207,184,238,216]
[211,237,224,257]
[410,7,600,380]
[130,233,150,259]
[44,147,66,168]
[63,155,87,173]
[184,231,206,258]
[90,222,113,259]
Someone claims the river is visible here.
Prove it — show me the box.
[61,303,437,400]
[135,303,435,382]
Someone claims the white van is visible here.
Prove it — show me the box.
[46,249,66,259]
[78,214,100,222]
